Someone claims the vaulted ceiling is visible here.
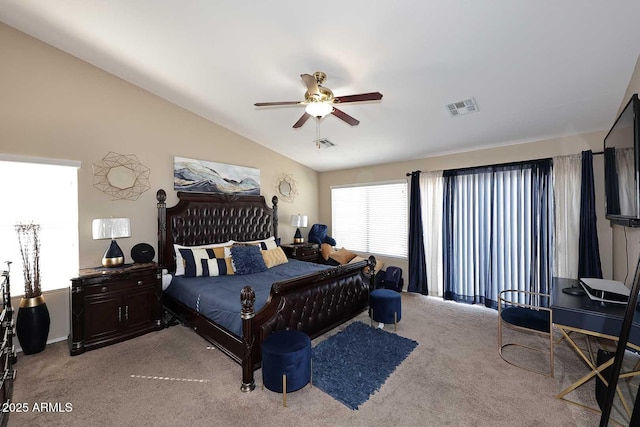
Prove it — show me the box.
[2,1,640,172]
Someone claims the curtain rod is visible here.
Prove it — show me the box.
[405,151,604,176]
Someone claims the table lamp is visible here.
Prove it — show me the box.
[290,214,308,244]
[92,218,131,267]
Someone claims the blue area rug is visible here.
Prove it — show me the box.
[312,321,418,410]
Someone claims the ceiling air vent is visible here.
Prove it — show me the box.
[315,138,335,148]
[446,98,479,117]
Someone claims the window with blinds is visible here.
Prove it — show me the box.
[0,158,79,296]
[331,181,408,258]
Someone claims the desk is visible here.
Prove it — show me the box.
[551,277,640,416]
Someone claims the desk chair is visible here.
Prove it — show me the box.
[498,289,554,377]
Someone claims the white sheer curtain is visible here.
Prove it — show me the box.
[419,171,444,296]
[552,154,581,279]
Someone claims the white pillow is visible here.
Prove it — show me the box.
[173,240,234,276]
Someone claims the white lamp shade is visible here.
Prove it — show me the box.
[305,102,333,118]
[290,214,308,228]
[92,218,131,240]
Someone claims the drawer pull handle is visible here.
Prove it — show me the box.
[125,305,129,320]
[118,307,122,322]
[101,286,108,293]
[137,281,143,285]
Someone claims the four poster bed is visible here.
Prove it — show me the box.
[156,189,375,391]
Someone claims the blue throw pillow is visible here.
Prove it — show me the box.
[308,224,327,245]
[231,245,268,275]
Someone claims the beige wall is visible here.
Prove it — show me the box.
[0,23,319,345]
[319,127,612,287]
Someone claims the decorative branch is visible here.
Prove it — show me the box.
[15,222,41,298]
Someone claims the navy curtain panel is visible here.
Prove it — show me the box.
[442,160,553,308]
[407,171,428,294]
[578,150,603,279]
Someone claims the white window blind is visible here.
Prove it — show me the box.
[331,181,408,258]
[0,159,79,296]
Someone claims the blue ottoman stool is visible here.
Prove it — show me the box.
[370,289,402,331]
[261,330,312,407]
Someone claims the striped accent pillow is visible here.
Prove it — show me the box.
[173,240,233,276]
[178,247,234,277]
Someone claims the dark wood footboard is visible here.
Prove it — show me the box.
[240,258,375,391]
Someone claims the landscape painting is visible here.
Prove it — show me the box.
[173,157,260,195]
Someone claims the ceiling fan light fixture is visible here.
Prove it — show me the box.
[305,102,334,118]
[254,72,382,128]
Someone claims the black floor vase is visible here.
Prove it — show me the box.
[16,295,50,355]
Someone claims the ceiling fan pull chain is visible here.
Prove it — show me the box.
[316,118,321,148]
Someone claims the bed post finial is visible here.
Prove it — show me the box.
[156,189,166,204]
[240,286,255,320]
[157,189,167,267]
[368,255,377,291]
[271,196,279,240]
[240,286,256,392]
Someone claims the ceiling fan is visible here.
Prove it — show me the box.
[254,72,383,128]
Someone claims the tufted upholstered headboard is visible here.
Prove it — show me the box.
[156,189,278,272]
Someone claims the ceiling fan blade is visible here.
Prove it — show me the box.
[254,101,303,106]
[334,92,383,103]
[331,108,360,126]
[293,112,312,128]
[300,74,320,96]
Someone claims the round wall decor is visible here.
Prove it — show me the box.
[275,173,298,203]
[92,151,151,201]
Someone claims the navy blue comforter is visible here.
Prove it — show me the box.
[165,259,331,336]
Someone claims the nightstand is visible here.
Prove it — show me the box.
[69,263,162,355]
[281,243,320,263]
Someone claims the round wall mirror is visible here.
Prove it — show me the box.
[275,174,298,203]
[107,165,137,189]
[278,180,292,196]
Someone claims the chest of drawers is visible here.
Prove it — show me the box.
[0,263,16,427]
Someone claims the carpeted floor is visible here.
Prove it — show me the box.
[9,293,628,426]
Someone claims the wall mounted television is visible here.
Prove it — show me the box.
[604,93,640,227]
